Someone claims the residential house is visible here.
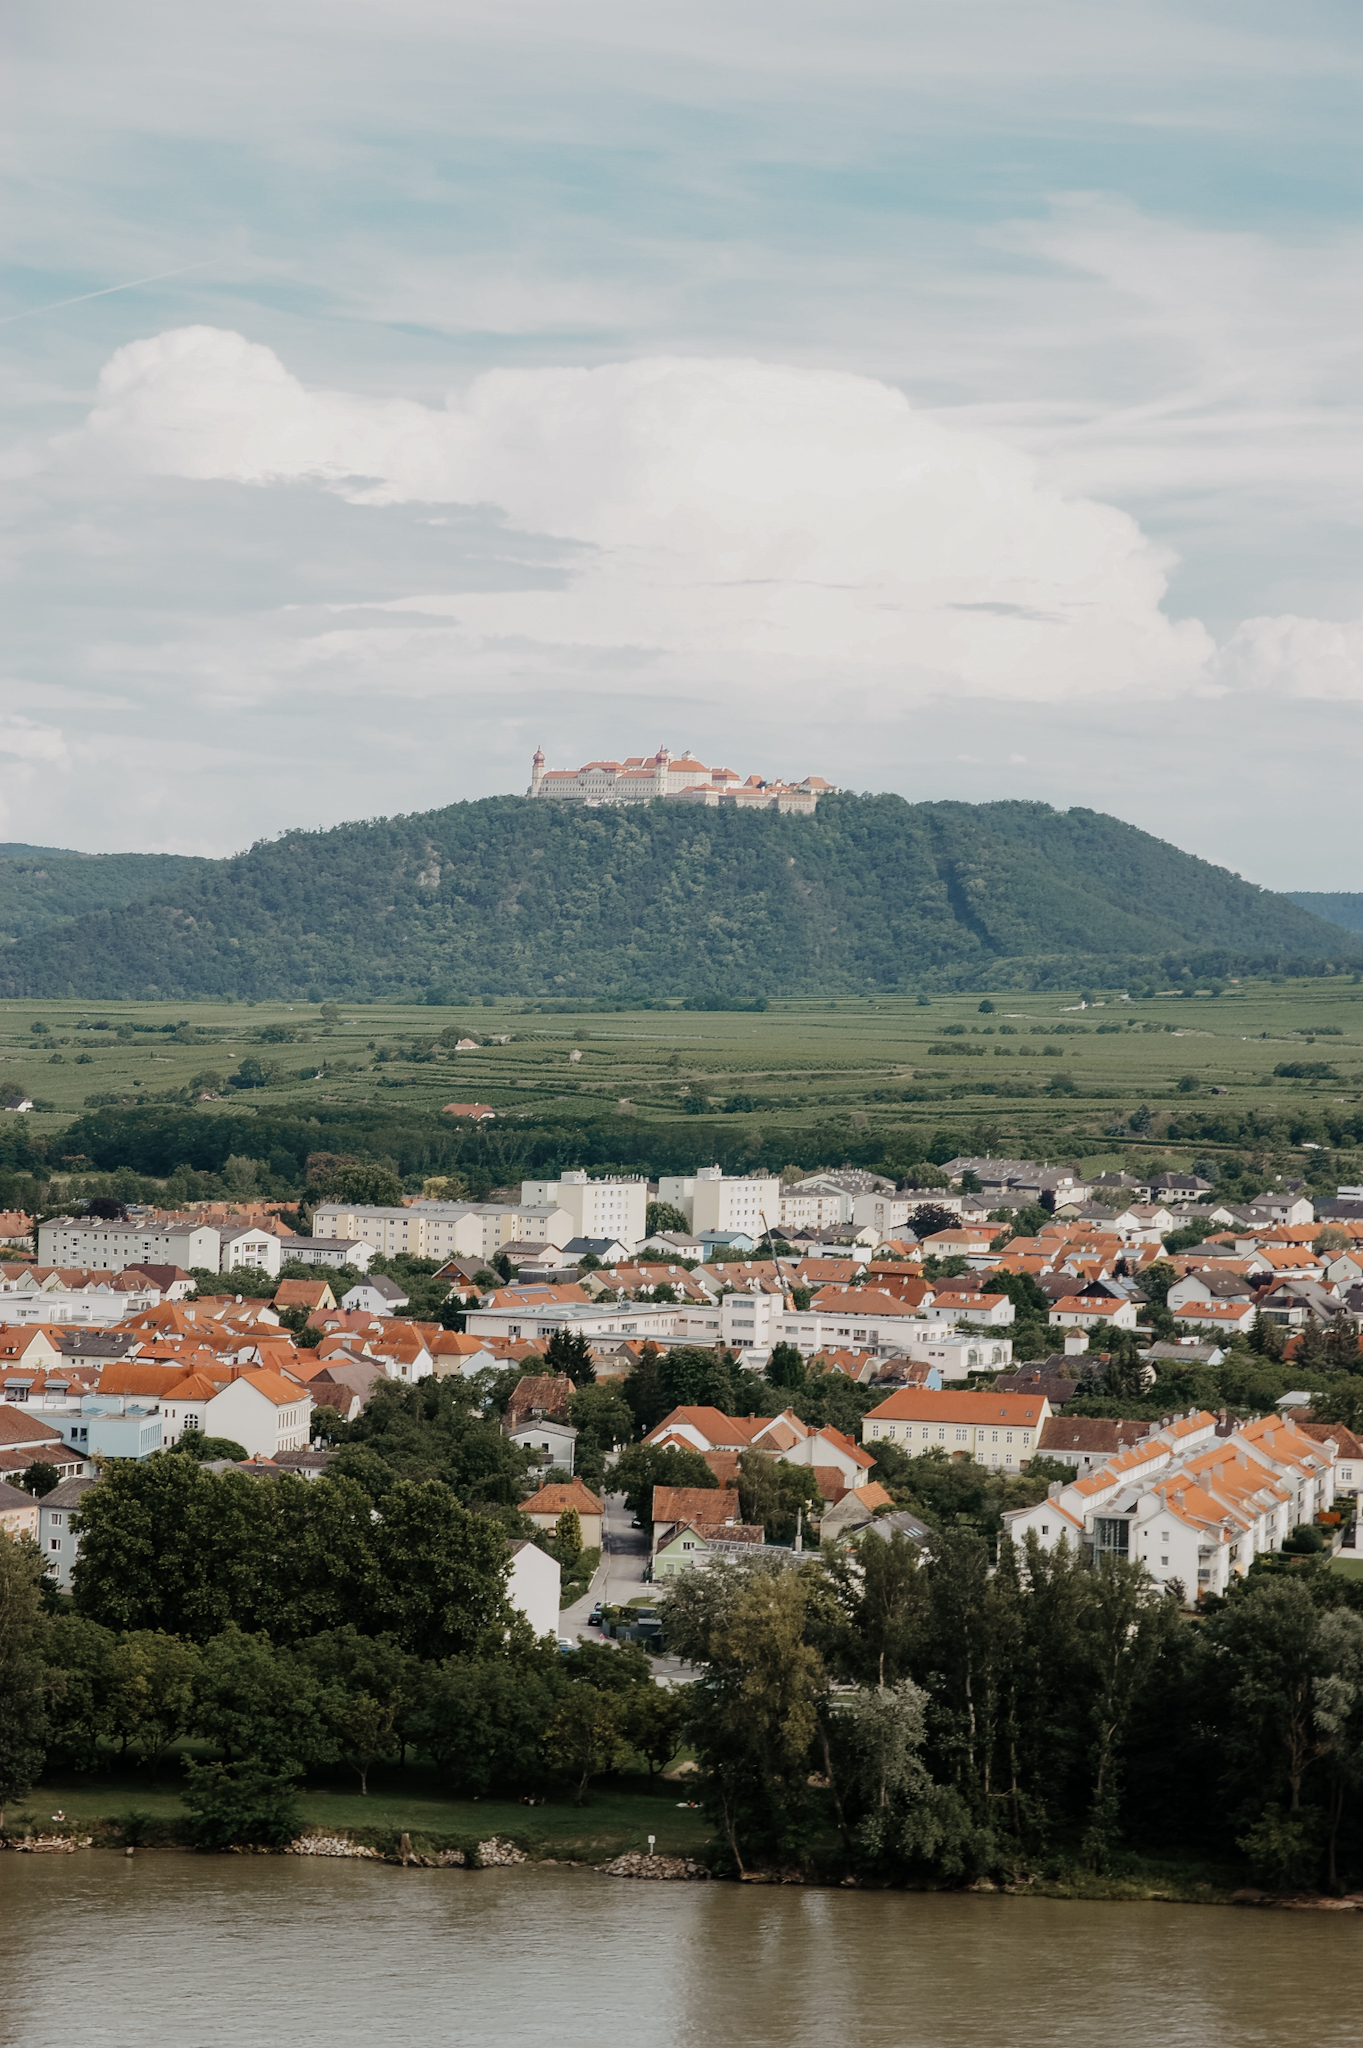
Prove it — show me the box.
[297,1356,387,1420]
[1300,1421,1363,1494]
[1048,1291,1140,1332]
[508,1416,577,1475]
[1036,1415,1152,1475]
[0,1478,39,1540]
[339,1275,409,1316]
[521,1479,604,1551]
[505,1375,574,1432]
[562,1235,635,1266]
[0,1401,88,1482]
[198,1371,313,1458]
[1171,1300,1259,1337]
[274,1278,338,1316]
[652,1519,765,1577]
[507,1538,561,1638]
[651,1484,741,1546]
[640,1229,706,1261]
[819,1483,908,1542]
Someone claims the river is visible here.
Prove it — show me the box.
[1,1856,1357,2048]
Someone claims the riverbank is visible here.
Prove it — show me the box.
[9,1766,711,1866]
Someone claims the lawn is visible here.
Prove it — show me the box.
[19,1761,712,1861]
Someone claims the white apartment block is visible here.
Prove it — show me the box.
[463,1300,685,1344]
[850,1192,920,1235]
[658,1167,780,1238]
[38,1217,221,1272]
[0,1286,160,1328]
[1003,1411,1337,1601]
[220,1225,283,1277]
[520,1172,648,1249]
[773,1304,1013,1374]
[778,1188,854,1231]
[311,1202,572,1260]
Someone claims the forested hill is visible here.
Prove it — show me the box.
[0,795,1353,1001]
[0,847,212,943]
[1286,892,1363,939]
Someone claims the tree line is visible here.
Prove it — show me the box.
[666,1534,1363,1892]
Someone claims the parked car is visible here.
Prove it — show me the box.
[588,1603,603,1627]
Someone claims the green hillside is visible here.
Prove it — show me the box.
[1286,891,1363,938]
[0,847,212,943]
[0,795,1353,1001]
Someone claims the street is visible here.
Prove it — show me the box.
[559,1489,694,1685]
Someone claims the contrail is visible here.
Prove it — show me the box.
[0,259,216,328]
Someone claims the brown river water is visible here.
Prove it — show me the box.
[1,1855,1358,2048]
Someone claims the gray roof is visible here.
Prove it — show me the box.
[42,1475,99,1509]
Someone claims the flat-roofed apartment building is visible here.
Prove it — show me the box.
[519,1172,647,1251]
[657,1167,780,1239]
[311,1201,572,1261]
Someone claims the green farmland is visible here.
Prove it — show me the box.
[6,973,1363,1193]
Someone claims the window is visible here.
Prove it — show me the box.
[937,1426,945,1440]
[991,1430,999,1443]
[1095,1518,1130,1558]
[921,1427,929,1441]
[1040,1523,1049,1536]
[50,1513,63,1527]
[1022,1431,1031,1445]
[49,1538,61,1551]
[955,1428,967,1442]
[1160,1556,1169,1567]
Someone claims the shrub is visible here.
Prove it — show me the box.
[180,1759,302,1850]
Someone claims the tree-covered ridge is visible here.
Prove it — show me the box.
[0,849,212,944]
[0,795,1352,1001]
[1287,892,1363,939]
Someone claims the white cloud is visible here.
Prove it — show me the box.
[72,326,1215,703]
[1215,614,1363,700]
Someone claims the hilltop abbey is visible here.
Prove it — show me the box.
[527,745,837,814]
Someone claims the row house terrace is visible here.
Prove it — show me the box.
[1003,1411,1337,1600]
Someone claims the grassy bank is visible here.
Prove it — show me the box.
[11,1764,1249,1902]
[15,1763,710,1864]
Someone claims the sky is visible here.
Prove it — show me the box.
[3,0,1362,880]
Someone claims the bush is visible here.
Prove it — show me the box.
[180,1759,302,1850]
[1237,1805,1323,1892]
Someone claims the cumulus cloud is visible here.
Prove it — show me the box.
[73,326,1215,703]
[1215,614,1363,700]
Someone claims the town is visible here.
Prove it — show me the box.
[4,1147,1363,1891]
